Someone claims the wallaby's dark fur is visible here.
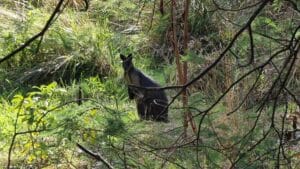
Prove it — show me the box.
[120,54,168,122]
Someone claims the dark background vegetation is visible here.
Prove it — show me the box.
[0,0,299,168]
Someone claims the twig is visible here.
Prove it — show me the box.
[136,0,146,25]
[148,0,157,31]
[0,0,66,64]
[76,143,114,169]
[7,98,25,169]
[238,25,255,67]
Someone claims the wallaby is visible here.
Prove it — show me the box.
[120,54,168,122]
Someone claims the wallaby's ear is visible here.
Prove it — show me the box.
[128,53,132,59]
[120,54,126,61]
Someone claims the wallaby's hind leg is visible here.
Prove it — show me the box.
[128,87,135,100]
[151,99,169,122]
[137,102,147,120]
[155,109,169,122]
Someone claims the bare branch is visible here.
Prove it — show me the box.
[7,98,25,169]
[76,143,114,169]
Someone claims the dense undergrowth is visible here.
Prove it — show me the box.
[0,0,299,168]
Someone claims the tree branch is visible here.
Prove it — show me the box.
[76,143,114,169]
[0,0,66,64]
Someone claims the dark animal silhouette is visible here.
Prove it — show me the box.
[77,86,83,105]
[120,54,168,122]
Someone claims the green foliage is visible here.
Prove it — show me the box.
[190,7,218,37]
[0,80,136,167]
[0,3,115,86]
[104,116,125,136]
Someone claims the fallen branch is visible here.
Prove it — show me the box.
[76,143,114,169]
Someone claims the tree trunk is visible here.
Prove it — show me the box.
[183,0,197,135]
[171,0,197,137]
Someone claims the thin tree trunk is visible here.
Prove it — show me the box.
[171,0,187,136]
[224,56,237,131]
[182,0,189,136]
[171,0,183,85]
[171,0,197,137]
[183,0,197,135]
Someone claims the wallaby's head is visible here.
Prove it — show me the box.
[120,54,133,71]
